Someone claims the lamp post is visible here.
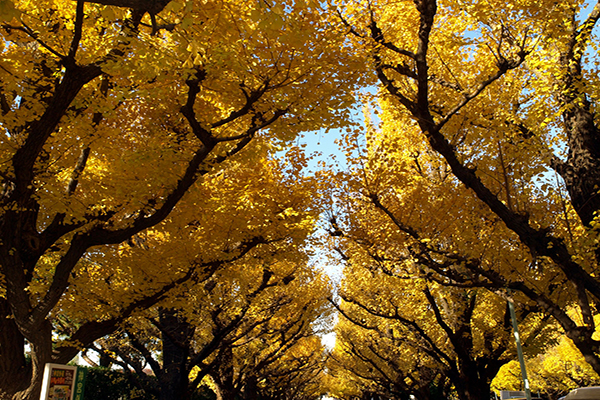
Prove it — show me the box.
[508,298,532,400]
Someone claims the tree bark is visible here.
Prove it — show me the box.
[555,2,600,226]
[212,347,238,400]
[157,309,194,400]
[0,299,29,400]
[12,320,53,400]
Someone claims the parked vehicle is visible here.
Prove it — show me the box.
[560,386,600,399]
[505,398,543,400]
[505,397,543,400]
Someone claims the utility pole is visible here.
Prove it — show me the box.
[508,298,532,400]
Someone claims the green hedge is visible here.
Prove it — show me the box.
[79,366,216,400]
[81,367,155,400]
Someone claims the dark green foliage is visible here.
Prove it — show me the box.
[79,366,216,400]
[81,367,156,400]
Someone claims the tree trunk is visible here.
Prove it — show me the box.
[242,375,259,400]
[0,299,29,400]
[213,381,238,400]
[556,19,600,228]
[158,309,194,400]
[455,372,492,400]
[12,320,53,400]
[556,95,600,228]
[212,347,237,400]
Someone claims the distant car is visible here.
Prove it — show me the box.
[503,398,543,400]
[561,386,600,399]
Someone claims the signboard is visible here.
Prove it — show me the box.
[39,364,85,400]
[73,368,87,400]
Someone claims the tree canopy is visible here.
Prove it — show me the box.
[0,0,359,398]
[324,0,600,390]
[1,0,600,399]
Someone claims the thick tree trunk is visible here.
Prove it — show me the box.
[454,371,492,400]
[0,299,30,400]
[212,347,238,400]
[213,381,238,400]
[557,14,600,227]
[242,375,259,400]
[158,309,194,400]
[556,96,600,227]
[12,320,53,400]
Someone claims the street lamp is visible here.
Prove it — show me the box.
[508,297,532,400]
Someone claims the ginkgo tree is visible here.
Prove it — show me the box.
[52,147,323,400]
[206,262,332,400]
[492,326,600,399]
[0,0,361,398]
[322,155,555,399]
[333,0,600,377]
[329,270,554,400]
[327,307,451,400]
[89,255,332,400]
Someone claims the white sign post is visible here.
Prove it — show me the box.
[39,363,78,400]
